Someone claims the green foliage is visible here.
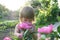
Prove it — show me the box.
[0,20,18,31]
[57,26,60,33]
[31,0,41,8]
[0,4,9,19]
[11,29,33,40]
[23,29,33,40]
[12,36,20,40]
[57,16,60,21]
[31,0,59,27]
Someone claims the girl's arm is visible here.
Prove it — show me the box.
[14,24,23,38]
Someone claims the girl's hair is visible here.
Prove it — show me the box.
[20,6,34,21]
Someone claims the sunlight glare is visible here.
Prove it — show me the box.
[0,0,28,11]
[58,0,60,8]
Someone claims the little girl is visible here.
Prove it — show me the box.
[14,6,37,40]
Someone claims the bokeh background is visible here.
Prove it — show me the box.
[0,0,60,40]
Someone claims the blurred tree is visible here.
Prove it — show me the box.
[30,0,59,26]
[58,9,60,16]
[0,4,9,19]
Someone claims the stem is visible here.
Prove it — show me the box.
[56,38,58,40]
[50,35,54,40]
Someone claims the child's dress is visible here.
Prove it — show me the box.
[14,22,36,40]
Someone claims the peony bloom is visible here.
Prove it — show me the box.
[46,24,53,34]
[38,26,48,33]
[38,24,53,34]
[3,37,11,40]
[38,28,44,33]
[18,22,32,29]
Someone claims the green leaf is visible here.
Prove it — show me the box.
[57,26,60,33]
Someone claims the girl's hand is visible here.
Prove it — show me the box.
[18,32,24,38]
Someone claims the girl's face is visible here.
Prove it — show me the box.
[20,18,33,23]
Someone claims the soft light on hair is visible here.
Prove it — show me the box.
[19,6,34,22]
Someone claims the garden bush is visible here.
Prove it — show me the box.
[57,26,60,34]
[0,20,18,31]
[31,0,59,27]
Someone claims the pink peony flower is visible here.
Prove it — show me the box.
[38,28,43,33]
[18,22,32,29]
[3,37,11,40]
[46,24,53,34]
[38,24,53,34]
[38,26,48,33]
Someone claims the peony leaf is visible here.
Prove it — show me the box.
[23,29,29,38]
[57,26,60,33]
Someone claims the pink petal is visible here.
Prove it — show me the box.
[37,24,53,34]
[3,37,11,40]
